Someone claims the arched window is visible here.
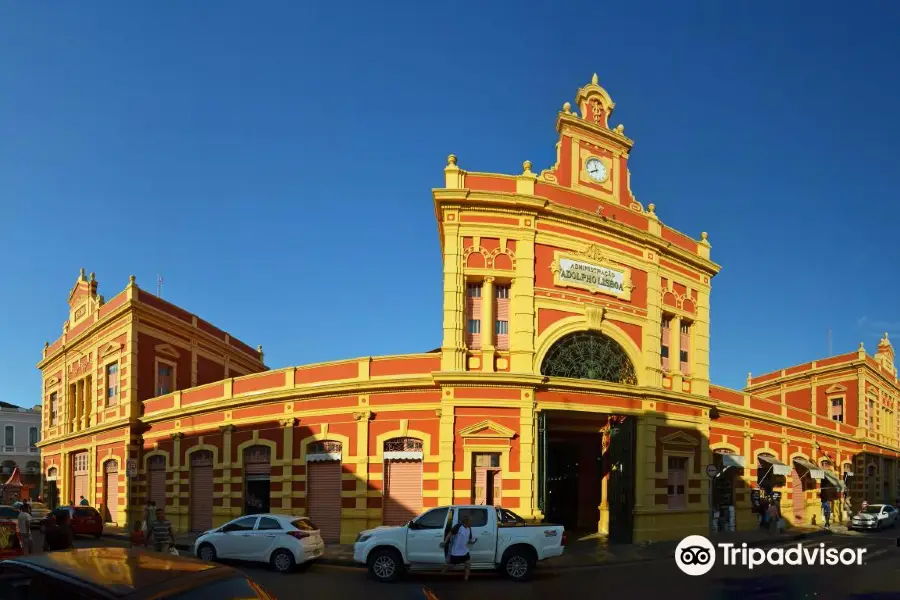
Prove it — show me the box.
[540,331,637,384]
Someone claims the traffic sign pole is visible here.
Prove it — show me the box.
[706,464,718,535]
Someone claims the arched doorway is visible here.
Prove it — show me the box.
[190,451,214,533]
[46,467,58,509]
[306,441,342,543]
[103,460,119,524]
[539,331,638,542]
[540,330,638,384]
[712,449,740,531]
[72,452,89,505]
[148,456,167,513]
[243,445,271,515]
[382,437,423,526]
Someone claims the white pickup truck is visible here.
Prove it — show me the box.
[353,505,566,582]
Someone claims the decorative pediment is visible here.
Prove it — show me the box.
[154,343,181,359]
[659,431,700,446]
[824,383,847,394]
[44,376,60,389]
[100,342,123,358]
[458,420,516,439]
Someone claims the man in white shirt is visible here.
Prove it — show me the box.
[17,508,33,554]
[441,515,476,581]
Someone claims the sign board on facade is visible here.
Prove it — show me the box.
[558,258,627,296]
[126,459,137,478]
[705,464,718,478]
[550,245,635,301]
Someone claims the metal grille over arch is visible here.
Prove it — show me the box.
[190,451,214,533]
[148,456,167,512]
[243,445,271,515]
[305,440,342,543]
[540,331,638,384]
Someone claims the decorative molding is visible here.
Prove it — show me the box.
[659,431,700,446]
[154,343,181,359]
[435,408,442,418]
[353,411,372,422]
[458,419,517,439]
[585,305,605,331]
[825,383,848,394]
[100,342,122,358]
[218,424,236,434]
[278,418,297,428]
[170,432,184,440]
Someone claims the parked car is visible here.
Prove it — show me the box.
[353,505,566,582]
[12,501,50,526]
[850,503,899,531]
[0,547,277,598]
[0,508,23,560]
[193,513,325,574]
[39,506,103,537]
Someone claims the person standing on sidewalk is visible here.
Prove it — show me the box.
[766,501,779,535]
[16,507,33,555]
[150,508,174,554]
[441,516,477,581]
[822,498,832,529]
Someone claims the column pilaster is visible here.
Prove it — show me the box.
[518,392,537,518]
[171,433,184,530]
[692,288,711,397]
[481,276,495,372]
[280,419,296,514]
[220,426,235,514]
[440,218,465,372]
[509,227,536,373]
[670,316,683,389]
[437,399,455,506]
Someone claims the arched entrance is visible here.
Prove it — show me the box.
[243,445,271,515]
[306,441,342,543]
[72,452,89,505]
[538,331,638,543]
[103,460,119,524]
[189,451,214,533]
[147,456,167,512]
[382,437,423,526]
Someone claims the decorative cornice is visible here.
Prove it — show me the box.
[279,417,297,428]
[170,432,184,440]
[218,425,236,434]
[353,411,372,422]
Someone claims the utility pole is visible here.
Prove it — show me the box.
[157,275,164,298]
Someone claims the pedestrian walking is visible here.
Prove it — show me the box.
[822,498,832,529]
[150,508,174,554]
[766,502,779,535]
[441,515,477,581]
[79,496,89,507]
[758,496,770,530]
[16,507,33,555]
[130,520,147,548]
[143,500,157,535]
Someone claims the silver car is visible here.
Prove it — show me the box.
[850,504,899,531]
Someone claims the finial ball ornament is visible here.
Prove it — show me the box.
[447,154,457,166]
[523,160,532,172]
[129,275,136,284]
[701,232,708,241]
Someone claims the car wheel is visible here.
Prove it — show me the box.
[367,548,403,583]
[501,549,534,582]
[197,543,217,562]
[271,549,296,574]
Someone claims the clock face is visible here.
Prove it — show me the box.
[585,158,607,182]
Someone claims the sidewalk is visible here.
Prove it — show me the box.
[102,524,836,569]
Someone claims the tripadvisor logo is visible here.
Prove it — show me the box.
[675,535,867,576]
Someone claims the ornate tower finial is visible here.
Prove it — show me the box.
[522,160,533,175]
[591,73,598,85]
[129,275,136,285]
[89,272,95,282]
[79,267,86,280]
[447,154,457,166]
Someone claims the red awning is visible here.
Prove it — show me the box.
[2,467,23,487]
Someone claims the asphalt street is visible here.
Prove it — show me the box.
[23,527,900,599]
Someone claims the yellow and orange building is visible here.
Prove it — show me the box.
[37,75,900,544]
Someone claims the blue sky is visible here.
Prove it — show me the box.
[2,2,899,405]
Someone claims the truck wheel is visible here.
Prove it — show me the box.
[368,548,404,583]
[502,549,534,582]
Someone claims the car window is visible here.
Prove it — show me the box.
[414,507,449,530]
[497,508,525,524]
[291,519,316,531]
[457,508,488,528]
[73,508,97,517]
[226,516,258,532]
[257,517,282,531]
[169,575,275,599]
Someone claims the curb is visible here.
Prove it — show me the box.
[103,528,833,571]
[101,532,361,567]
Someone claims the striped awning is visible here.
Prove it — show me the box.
[793,457,825,480]
[824,470,847,491]
[758,455,791,476]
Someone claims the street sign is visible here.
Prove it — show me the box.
[126,459,137,478]
[706,464,718,478]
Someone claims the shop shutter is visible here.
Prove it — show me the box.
[791,467,805,522]
[383,460,422,526]
[307,461,342,543]
[190,451,214,532]
[148,456,167,510]
[104,461,119,523]
[244,446,271,479]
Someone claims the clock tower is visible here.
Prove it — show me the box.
[539,73,643,213]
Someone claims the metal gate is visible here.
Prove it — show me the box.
[383,438,423,526]
[243,446,271,515]
[148,456,167,510]
[307,461,342,543]
[72,452,89,505]
[607,416,636,544]
[190,451,214,532]
[104,460,119,523]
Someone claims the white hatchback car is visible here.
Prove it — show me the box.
[192,513,325,573]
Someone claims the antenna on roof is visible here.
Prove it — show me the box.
[157,275,164,298]
[828,329,832,356]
